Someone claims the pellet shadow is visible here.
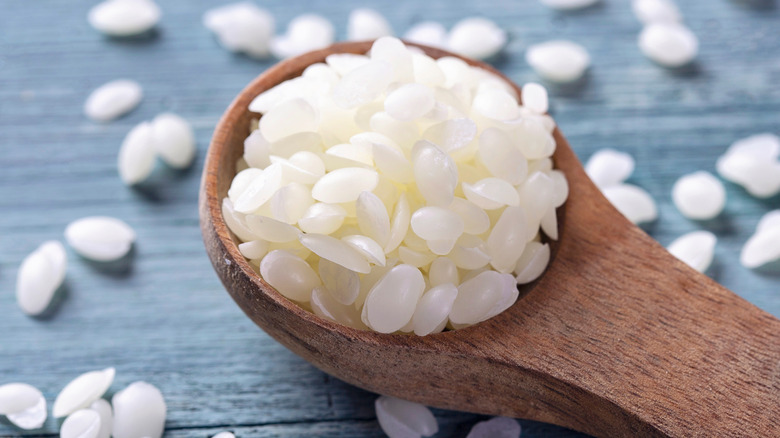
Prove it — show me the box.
[78,246,136,278]
[129,159,200,203]
[756,191,780,206]
[549,0,606,16]
[105,27,161,45]
[485,51,512,71]
[689,213,737,235]
[637,217,659,235]
[752,259,780,277]
[703,257,722,283]
[546,71,591,98]
[664,61,703,79]
[728,0,776,11]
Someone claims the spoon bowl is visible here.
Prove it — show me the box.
[200,41,779,438]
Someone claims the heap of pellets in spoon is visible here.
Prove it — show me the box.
[223,37,568,335]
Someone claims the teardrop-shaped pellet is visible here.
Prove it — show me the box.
[363,264,425,333]
[53,367,116,418]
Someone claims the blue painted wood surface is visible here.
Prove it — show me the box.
[1,0,778,436]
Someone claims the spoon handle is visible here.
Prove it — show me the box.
[474,139,780,437]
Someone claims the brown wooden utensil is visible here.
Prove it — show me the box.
[199,41,779,438]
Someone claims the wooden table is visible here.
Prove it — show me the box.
[1,1,777,436]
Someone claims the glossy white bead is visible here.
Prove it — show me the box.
[671,171,726,220]
[16,241,67,315]
[375,396,438,438]
[111,381,166,438]
[84,80,142,122]
[65,217,136,262]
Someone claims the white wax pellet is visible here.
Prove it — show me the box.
[270,183,314,224]
[473,89,520,121]
[259,250,320,301]
[450,236,491,270]
[90,399,113,438]
[478,128,528,185]
[632,0,682,24]
[151,113,196,169]
[0,383,47,430]
[65,217,136,262]
[53,368,116,418]
[203,2,275,58]
[411,207,464,242]
[422,118,477,157]
[245,215,300,243]
[716,133,780,199]
[370,36,414,83]
[526,40,590,83]
[722,133,780,160]
[446,17,507,60]
[0,383,43,416]
[347,8,393,41]
[585,149,635,188]
[522,82,549,115]
[412,141,459,207]
[60,409,101,438]
[385,83,435,122]
[638,22,698,68]
[539,0,599,10]
[298,203,348,235]
[318,258,360,305]
[212,432,236,438]
[363,265,425,333]
[233,163,283,213]
[449,198,490,236]
[118,121,156,185]
[667,231,717,273]
[463,178,520,210]
[487,206,528,274]
[356,192,391,247]
[514,118,556,160]
[741,227,780,269]
[342,235,386,267]
[260,98,319,142]
[385,193,411,254]
[16,241,67,316]
[450,271,518,325]
[222,198,259,242]
[514,242,551,284]
[333,60,394,109]
[403,22,447,49]
[757,210,780,235]
[671,171,726,220]
[467,416,522,438]
[300,234,371,274]
[375,396,438,438]
[314,286,368,328]
[270,14,334,59]
[312,168,379,204]
[602,183,658,225]
[84,80,142,122]
[412,284,458,336]
[111,382,166,438]
[428,257,459,287]
[88,0,161,37]
[326,53,370,76]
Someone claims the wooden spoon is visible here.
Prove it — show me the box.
[199,41,779,438]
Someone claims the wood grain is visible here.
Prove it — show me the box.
[1,0,778,436]
[201,42,780,437]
